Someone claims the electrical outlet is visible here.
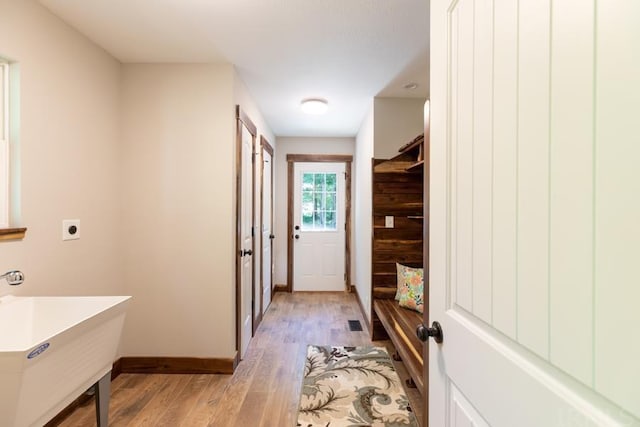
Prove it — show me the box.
[385,216,394,228]
[62,219,80,241]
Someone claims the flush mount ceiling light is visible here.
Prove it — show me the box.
[300,98,329,115]
[403,82,419,90]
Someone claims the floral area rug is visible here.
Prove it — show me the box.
[296,345,419,427]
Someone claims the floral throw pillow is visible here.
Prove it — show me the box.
[395,263,407,301]
[395,263,424,313]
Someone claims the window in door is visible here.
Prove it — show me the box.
[301,172,337,231]
[0,58,25,240]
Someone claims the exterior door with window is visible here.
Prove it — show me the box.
[293,162,346,291]
[428,0,640,425]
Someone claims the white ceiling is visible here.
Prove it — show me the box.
[39,0,429,137]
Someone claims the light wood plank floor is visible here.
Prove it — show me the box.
[55,292,424,426]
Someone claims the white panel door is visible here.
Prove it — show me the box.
[293,162,345,292]
[429,0,640,425]
[262,147,274,310]
[239,125,253,359]
[253,145,262,331]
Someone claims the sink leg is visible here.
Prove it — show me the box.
[94,371,111,427]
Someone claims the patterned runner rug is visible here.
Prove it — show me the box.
[296,345,419,427]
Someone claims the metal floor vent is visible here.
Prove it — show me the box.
[348,320,363,331]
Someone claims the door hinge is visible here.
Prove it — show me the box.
[251,226,255,237]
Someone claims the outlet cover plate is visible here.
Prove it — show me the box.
[385,216,394,228]
[62,219,80,241]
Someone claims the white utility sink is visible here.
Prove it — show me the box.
[0,295,131,427]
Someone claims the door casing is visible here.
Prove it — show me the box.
[422,100,431,427]
[292,161,346,292]
[286,154,352,293]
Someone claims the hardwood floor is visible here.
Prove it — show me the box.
[55,292,424,426]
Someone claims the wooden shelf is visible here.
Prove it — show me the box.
[405,160,424,172]
[0,227,27,241]
[398,133,425,155]
[373,161,416,173]
[371,148,424,354]
[370,124,427,398]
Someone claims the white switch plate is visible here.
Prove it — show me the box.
[385,216,394,228]
[62,219,80,241]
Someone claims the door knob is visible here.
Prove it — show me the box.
[294,234,300,240]
[294,225,300,230]
[243,249,253,256]
[269,234,275,240]
[416,321,443,343]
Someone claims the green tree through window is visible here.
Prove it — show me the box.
[301,173,337,230]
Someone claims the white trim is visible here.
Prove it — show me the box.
[1,61,6,140]
[0,61,9,228]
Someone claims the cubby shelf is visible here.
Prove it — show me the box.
[370,131,426,397]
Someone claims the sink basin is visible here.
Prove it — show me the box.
[0,295,131,427]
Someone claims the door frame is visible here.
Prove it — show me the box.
[235,105,257,354]
[286,154,352,293]
[422,100,431,427]
[260,136,274,311]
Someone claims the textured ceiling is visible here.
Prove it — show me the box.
[39,0,429,137]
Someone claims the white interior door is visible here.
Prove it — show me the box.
[429,0,640,426]
[239,124,254,359]
[293,162,345,292]
[262,146,274,310]
[253,145,262,331]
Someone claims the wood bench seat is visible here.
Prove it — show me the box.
[373,299,424,395]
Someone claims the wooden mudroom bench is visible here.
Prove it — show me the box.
[373,299,424,396]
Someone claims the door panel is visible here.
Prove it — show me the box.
[430,0,640,425]
[321,243,337,275]
[594,0,640,412]
[450,383,489,427]
[293,162,345,292]
[549,0,595,385]
[471,0,493,325]
[491,0,518,340]
[516,0,551,359]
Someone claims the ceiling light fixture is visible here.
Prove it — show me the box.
[403,82,419,90]
[300,98,329,115]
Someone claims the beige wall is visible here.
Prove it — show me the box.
[0,1,123,298]
[373,97,427,159]
[353,104,374,321]
[119,63,237,358]
[233,72,275,147]
[273,137,355,286]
